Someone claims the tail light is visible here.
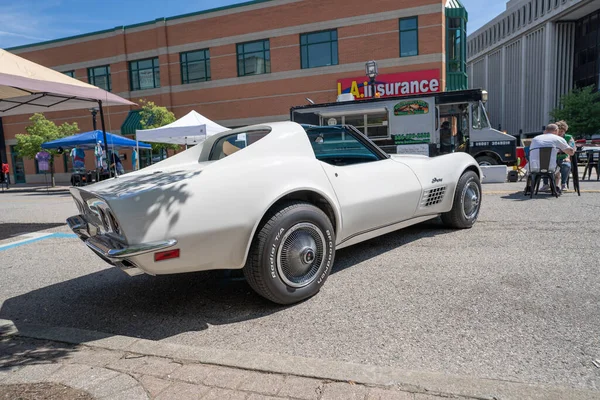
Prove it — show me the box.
[154,249,180,262]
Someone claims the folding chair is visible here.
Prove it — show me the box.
[582,150,600,180]
[524,147,560,198]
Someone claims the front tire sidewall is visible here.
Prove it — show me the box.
[260,207,335,304]
[457,172,481,227]
[441,171,481,229]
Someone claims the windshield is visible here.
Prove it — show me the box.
[472,101,490,130]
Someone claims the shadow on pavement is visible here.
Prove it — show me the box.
[0,223,66,241]
[500,191,563,201]
[0,219,454,341]
[0,335,76,369]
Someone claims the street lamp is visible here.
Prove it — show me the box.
[365,60,378,98]
[89,108,98,131]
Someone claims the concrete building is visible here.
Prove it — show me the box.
[1,0,469,184]
[467,0,600,136]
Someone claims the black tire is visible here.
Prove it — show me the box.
[244,201,336,305]
[441,171,481,229]
[476,156,499,166]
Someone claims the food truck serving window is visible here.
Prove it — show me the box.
[319,109,389,139]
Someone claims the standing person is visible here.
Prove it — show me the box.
[440,121,453,154]
[109,151,125,175]
[530,124,574,194]
[1,162,9,189]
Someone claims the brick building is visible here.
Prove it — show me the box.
[1,0,468,184]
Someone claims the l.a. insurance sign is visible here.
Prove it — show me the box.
[337,69,441,99]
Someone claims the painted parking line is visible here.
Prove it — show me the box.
[0,232,79,252]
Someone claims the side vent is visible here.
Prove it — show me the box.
[421,186,447,207]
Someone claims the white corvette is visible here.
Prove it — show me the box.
[67,122,482,304]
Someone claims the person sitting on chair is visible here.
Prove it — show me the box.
[530,124,575,194]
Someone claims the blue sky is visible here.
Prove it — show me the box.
[0,0,507,49]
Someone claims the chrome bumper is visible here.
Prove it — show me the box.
[67,214,177,264]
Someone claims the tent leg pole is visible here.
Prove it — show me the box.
[98,100,111,178]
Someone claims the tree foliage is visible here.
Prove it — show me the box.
[138,99,179,157]
[15,113,79,185]
[550,85,600,139]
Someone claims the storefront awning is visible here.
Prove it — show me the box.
[120,109,142,135]
[445,0,468,20]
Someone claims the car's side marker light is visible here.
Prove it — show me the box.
[154,249,180,262]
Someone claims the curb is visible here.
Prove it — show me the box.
[0,187,70,194]
[1,319,598,400]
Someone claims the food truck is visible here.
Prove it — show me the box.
[291,89,517,166]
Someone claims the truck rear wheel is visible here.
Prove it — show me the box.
[476,156,498,166]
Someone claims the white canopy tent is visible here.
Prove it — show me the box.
[135,110,229,146]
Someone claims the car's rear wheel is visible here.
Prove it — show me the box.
[441,171,481,229]
[244,201,335,305]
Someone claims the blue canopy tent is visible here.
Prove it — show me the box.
[42,130,151,150]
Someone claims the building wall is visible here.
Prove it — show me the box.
[466,0,597,135]
[2,0,450,182]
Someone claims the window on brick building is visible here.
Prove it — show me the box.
[63,71,75,78]
[87,65,111,91]
[399,17,419,57]
[300,29,338,69]
[180,49,210,84]
[237,39,271,76]
[130,58,160,91]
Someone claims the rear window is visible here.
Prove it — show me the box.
[209,129,270,160]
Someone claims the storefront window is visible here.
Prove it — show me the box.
[399,17,418,57]
[63,70,75,78]
[87,65,111,91]
[300,30,338,69]
[237,40,270,76]
[180,49,210,84]
[130,58,160,91]
[447,18,465,73]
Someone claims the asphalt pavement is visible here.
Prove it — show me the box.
[1,181,599,393]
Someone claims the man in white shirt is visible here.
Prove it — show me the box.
[529,124,575,192]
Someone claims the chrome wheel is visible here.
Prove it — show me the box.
[462,181,480,220]
[276,223,326,288]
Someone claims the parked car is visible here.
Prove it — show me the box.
[67,122,482,304]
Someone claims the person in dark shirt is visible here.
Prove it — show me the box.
[440,121,452,154]
[109,152,125,175]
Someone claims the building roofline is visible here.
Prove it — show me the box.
[5,0,274,52]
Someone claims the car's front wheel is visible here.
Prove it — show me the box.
[244,201,336,305]
[441,170,481,229]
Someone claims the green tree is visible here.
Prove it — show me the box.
[138,99,179,161]
[15,113,79,187]
[550,85,600,139]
